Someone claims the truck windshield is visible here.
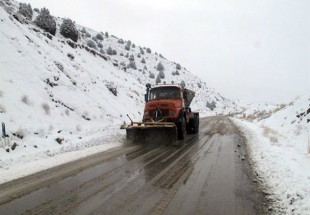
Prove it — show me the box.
[150,87,180,100]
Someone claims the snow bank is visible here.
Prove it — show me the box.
[232,96,310,214]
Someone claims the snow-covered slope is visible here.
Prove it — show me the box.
[233,96,310,214]
[0,0,240,181]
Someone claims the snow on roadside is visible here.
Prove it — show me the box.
[0,127,125,184]
[231,96,310,214]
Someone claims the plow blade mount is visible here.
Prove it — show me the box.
[126,122,177,145]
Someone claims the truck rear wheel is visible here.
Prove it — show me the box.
[177,117,186,139]
[186,117,199,134]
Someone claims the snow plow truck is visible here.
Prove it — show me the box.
[122,83,199,145]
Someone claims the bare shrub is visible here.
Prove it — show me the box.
[0,104,6,113]
[21,95,31,105]
[262,126,280,143]
[65,109,70,116]
[76,125,82,132]
[42,103,50,115]
[105,82,117,96]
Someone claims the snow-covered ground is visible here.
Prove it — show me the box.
[233,96,310,214]
[0,0,240,184]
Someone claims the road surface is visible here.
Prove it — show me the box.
[0,116,267,215]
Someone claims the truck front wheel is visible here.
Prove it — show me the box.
[177,116,186,139]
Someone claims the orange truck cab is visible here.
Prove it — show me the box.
[143,83,199,139]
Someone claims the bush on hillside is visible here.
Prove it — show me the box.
[97,42,103,48]
[106,82,117,96]
[149,72,155,79]
[146,48,151,53]
[180,80,186,88]
[118,39,124,44]
[105,32,109,37]
[140,49,144,55]
[159,70,165,79]
[125,44,130,51]
[100,49,105,54]
[141,58,146,64]
[107,47,113,55]
[176,63,181,70]
[128,60,137,70]
[60,18,79,42]
[206,101,216,110]
[35,8,56,35]
[18,3,33,20]
[175,70,180,75]
[129,54,134,61]
[155,74,161,84]
[33,8,39,13]
[87,39,97,49]
[156,62,164,72]
[96,33,104,40]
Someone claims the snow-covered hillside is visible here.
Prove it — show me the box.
[233,96,310,214]
[0,1,240,182]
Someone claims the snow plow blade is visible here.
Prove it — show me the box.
[122,122,177,145]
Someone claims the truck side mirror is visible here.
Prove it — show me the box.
[145,94,148,103]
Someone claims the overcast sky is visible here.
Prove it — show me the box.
[23,0,310,103]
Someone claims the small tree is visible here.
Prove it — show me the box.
[176,63,181,70]
[118,39,124,44]
[140,49,144,55]
[107,47,113,55]
[149,72,155,79]
[60,18,79,42]
[18,3,33,20]
[155,74,161,84]
[96,33,104,40]
[141,58,146,64]
[129,54,134,61]
[156,62,164,72]
[180,80,186,88]
[175,70,180,75]
[159,70,165,79]
[128,60,137,70]
[146,48,151,53]
[125,44,130,51]
[97,42,103,48]
[34,8,56,35]
[105,32,109,37]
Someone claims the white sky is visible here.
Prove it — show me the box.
[23,0,310,103]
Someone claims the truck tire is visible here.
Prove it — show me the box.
[193,117,199,134]
[177,116,186,139]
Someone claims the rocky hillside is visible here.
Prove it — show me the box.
[0,0,240,153]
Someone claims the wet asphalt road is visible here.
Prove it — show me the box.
[0,116,266,215]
